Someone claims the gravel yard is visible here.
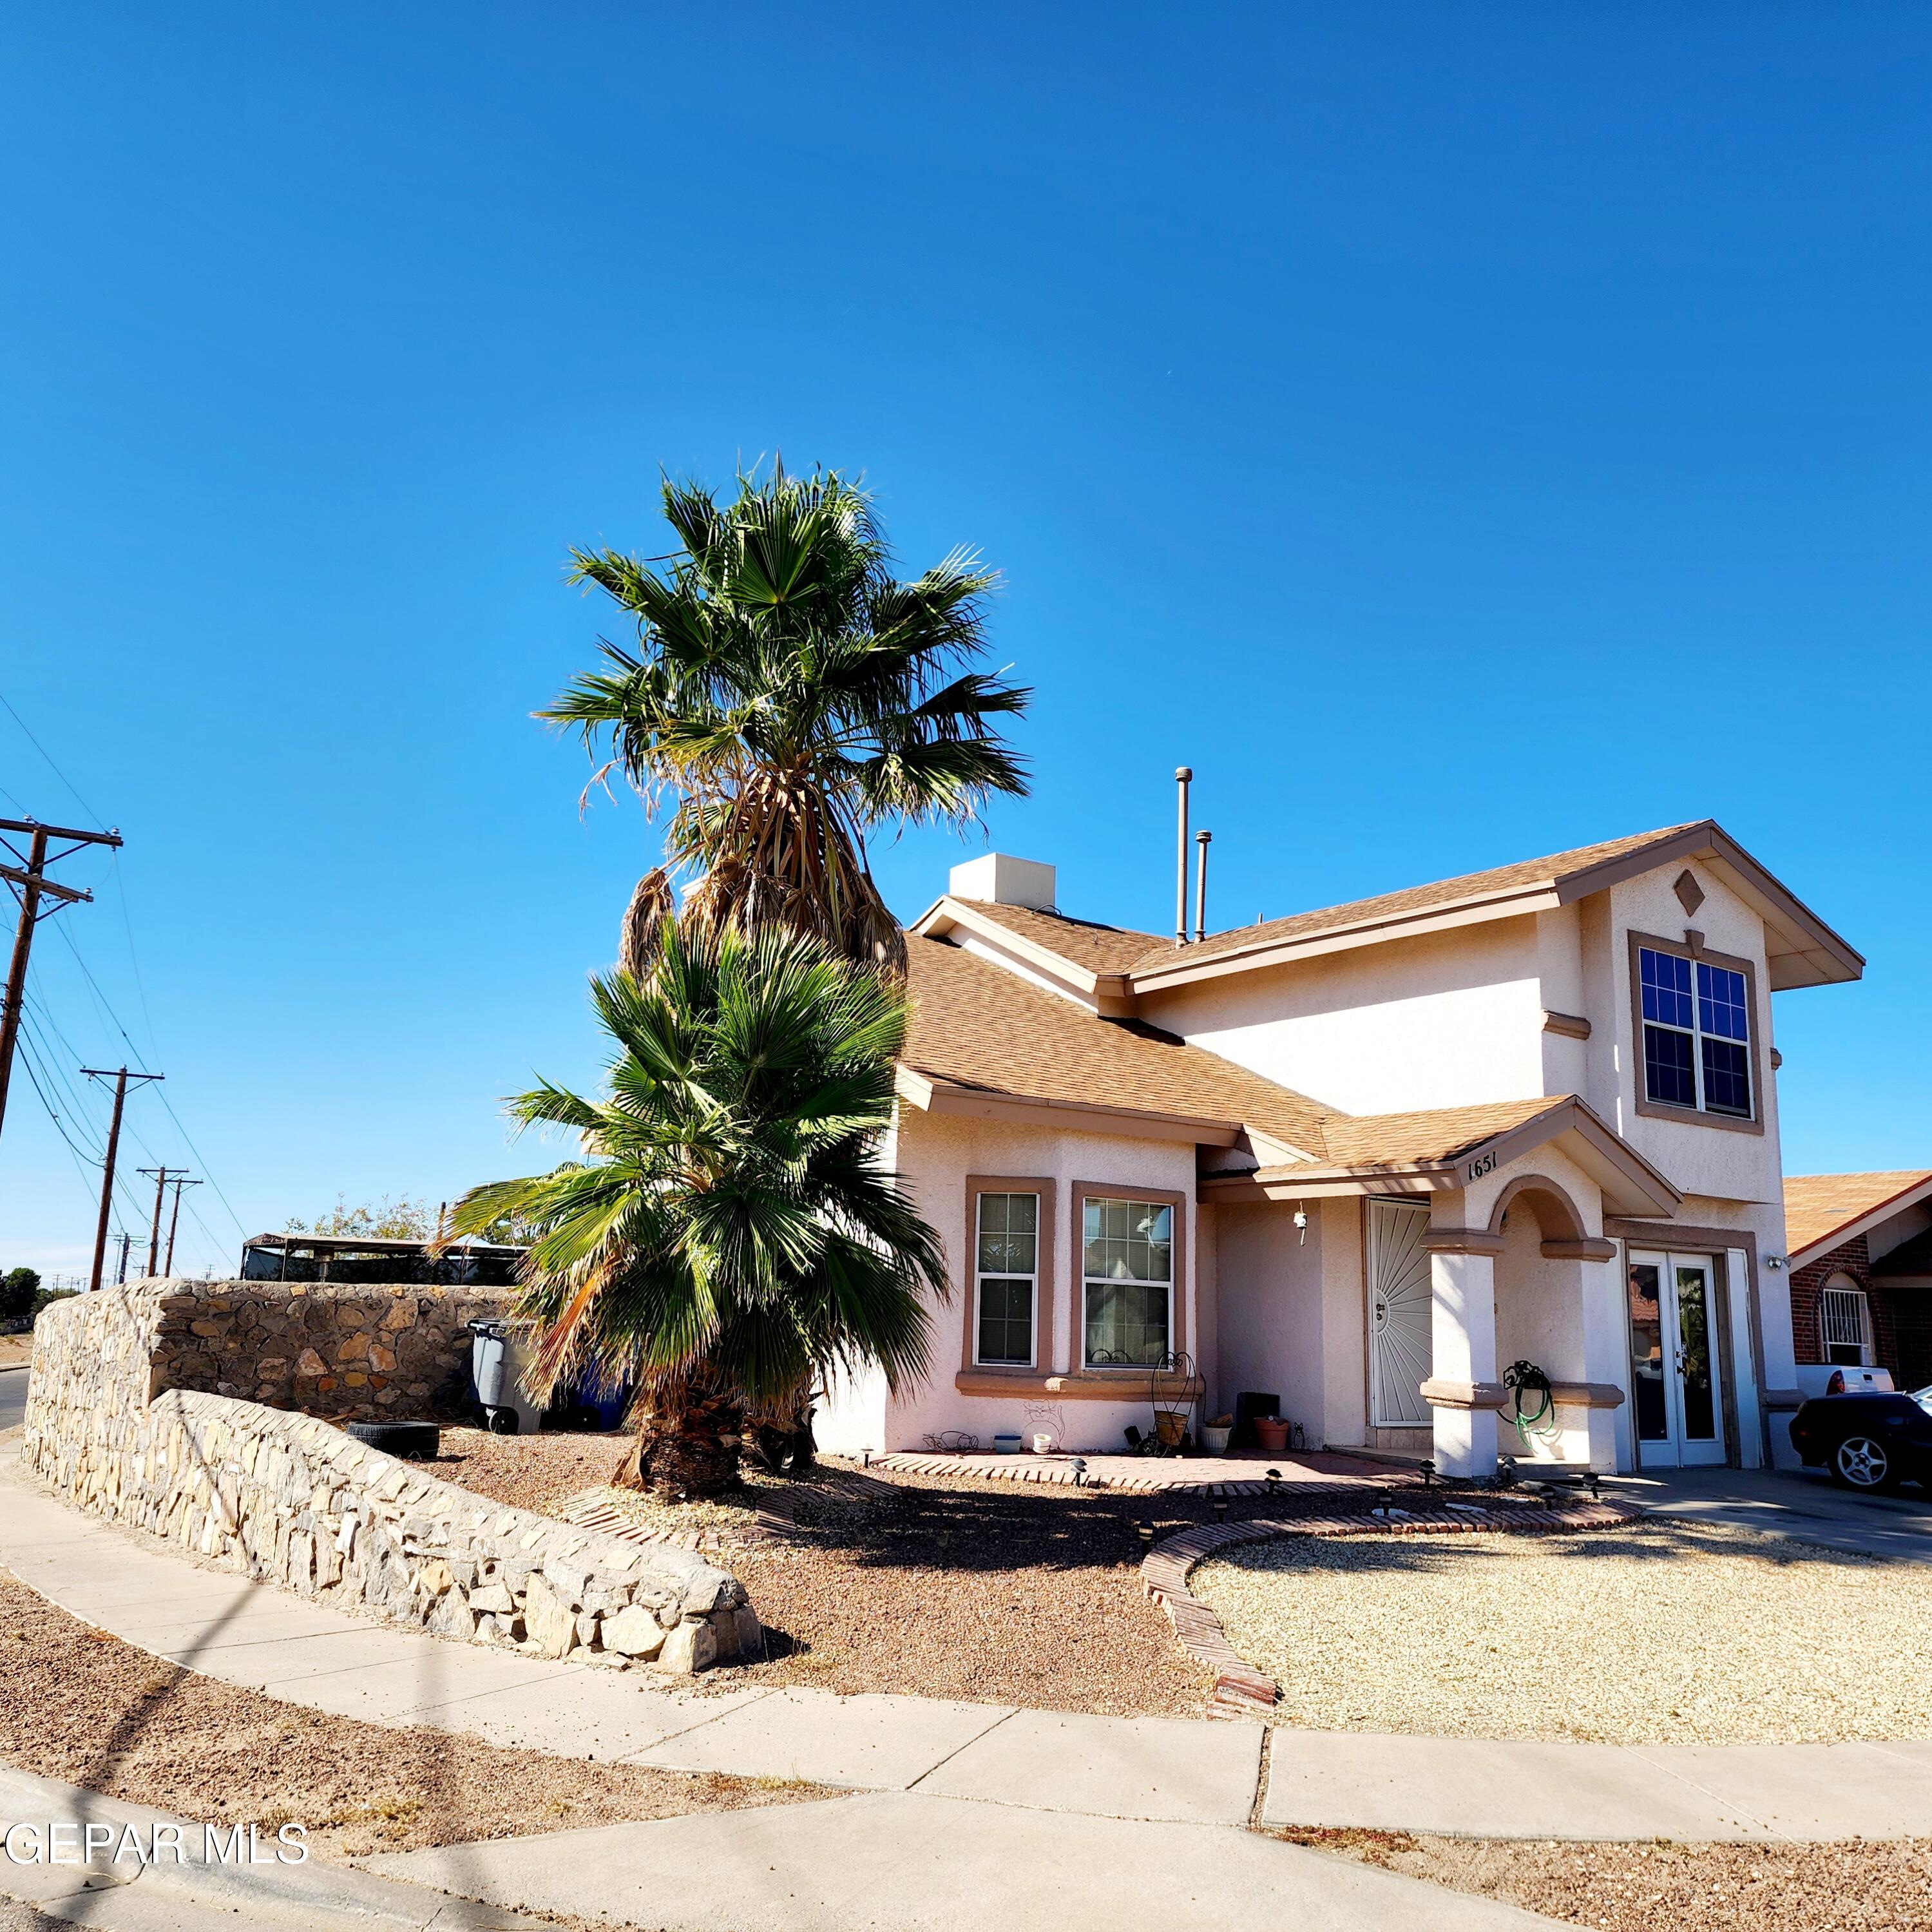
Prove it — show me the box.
[1197,1520,1932,1744]
[1286,1830,1932,1932]
[0,1567,823,1864]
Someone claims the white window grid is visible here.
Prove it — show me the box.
[1819,1283,1873,1366]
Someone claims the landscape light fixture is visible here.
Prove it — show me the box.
[1265,1468,1281,1495]
[1212,1498,1229,1522]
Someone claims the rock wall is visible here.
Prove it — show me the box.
[23,1281,758,1673]
[70,1274,510,1422]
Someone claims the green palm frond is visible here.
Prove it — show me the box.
[449,923,947,1416]
[542,463,1029,970]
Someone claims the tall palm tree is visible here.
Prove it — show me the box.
[449,923,946,1499]
[544,462,1030,973]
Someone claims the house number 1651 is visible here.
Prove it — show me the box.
[1465,1149,1497,1182]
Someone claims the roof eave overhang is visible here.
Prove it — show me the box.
[910,899,1143,1013]
[1209,1098,1681,1219]
[1127,885,1567,993]
[1545,822,1864,991]
[894,1065,1241,1148]
[1126,820,1864,997]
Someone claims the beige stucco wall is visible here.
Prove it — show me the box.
[1139,919,1548,1118]
[828,1106,1203,1453]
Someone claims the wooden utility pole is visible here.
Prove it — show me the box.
[138,1165,187,1277]
[162,1174,200,1275]
[0,817,123,1149]
[82,1068,162,1292]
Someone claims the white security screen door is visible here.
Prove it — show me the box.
[1627,1250,1728,1468]
[1368,1200,1432,1426]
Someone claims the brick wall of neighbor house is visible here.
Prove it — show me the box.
[22,1281,760,1674]
[1788,1235,1923,1382]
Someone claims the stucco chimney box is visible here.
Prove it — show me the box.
[948,854,1057,912]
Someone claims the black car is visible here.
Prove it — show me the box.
[1789,1386,1932,1492]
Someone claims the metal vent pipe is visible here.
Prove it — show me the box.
[1194,829,1211,942]
[1174,767,1192,944]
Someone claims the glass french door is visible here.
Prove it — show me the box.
[1627,1251,1727,1468]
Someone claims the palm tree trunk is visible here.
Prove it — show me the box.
[631,1388,743,1500]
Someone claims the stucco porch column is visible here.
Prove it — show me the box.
[1556,1239,1626,1470]
[1420,1227,1505,1480]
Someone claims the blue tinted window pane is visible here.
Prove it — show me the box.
[1644,1023,1697,1107]
[1697,962,1750,1042]
[1640,948,1694,1028]
[1702,1037,1752,1116]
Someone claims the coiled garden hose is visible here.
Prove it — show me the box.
[1502,1359,1560,1448]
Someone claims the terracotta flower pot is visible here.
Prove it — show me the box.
[1254,1416,1291,1452]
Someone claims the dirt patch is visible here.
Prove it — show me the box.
[0,1567,825,1864]
[431,1426,635,1517]
[434,1434,1212,1714]
[1196,1520,1932,1744]
[716,1469,1211,1715]
[0,1337,32,1371]
[1283,1828,1932,1932]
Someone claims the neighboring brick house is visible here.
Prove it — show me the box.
[1783,1171,1932,1394]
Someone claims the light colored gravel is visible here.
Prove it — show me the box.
[1194,1520,1932,1745]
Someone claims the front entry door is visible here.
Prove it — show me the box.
[1627,1251,1728,1468]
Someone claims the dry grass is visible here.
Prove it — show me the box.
[1197,1520,1932,1744]
[0,1567,826,1864]
[1285,1828,1932,1932]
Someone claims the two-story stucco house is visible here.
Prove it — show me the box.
[816,821,1864,1477]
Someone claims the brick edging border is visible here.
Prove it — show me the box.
[1141,1497,1644,1721]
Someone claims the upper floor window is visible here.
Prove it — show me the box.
[1083,1196,1172,1368]
[1640,944,1753,1119]
[975,1191,1038,1367]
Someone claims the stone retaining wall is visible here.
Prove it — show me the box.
[55,1273,510,1422]
[23,1280,757,1673]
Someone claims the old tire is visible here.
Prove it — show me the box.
[345,1420,441,1460]
[1830,1434,1898,1491]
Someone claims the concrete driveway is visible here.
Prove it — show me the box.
[1603,1464,1932,1562]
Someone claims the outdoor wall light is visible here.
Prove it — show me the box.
[1765,1255,1786,1271]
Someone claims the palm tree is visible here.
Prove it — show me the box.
[544,462,1030,974]
[448,923,946,1499]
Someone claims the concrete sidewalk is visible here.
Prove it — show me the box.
[0,1759,546,1930]
[370,1792,1566,1932]
[4,1451,1929,1851]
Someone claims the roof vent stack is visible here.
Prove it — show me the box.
[1174,766,1192,945]
[1194,829,1211,942]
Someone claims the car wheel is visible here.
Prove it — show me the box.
[1830,1434,1899,1491]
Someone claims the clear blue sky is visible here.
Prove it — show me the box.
[3,3,1927,1275]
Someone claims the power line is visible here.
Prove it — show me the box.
[0,689,104,824]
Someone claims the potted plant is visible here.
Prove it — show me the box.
[1254,1414,1291,1453]
[1201,1414,1234,1454]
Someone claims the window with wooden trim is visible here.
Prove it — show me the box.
[974,1191,1038,1367]
[1640,944,1753,1119]
[1819,1276,1873,1368]
[1082,1196,1172,1368]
